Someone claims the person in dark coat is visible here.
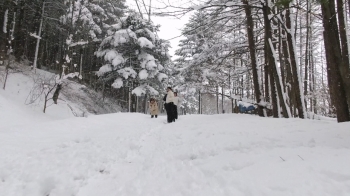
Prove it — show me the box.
[164,87,175,123]
[173,92,179,120]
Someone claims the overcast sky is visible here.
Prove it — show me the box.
[152,16,188,57]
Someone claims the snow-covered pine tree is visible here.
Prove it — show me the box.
[49,0,126,106]
[61,0,104,42]
[95,12,170,97]
[173,12,212,114]
[92,0,126,34]
[174,10,247,114]
[61,0,126,71]
[174,11,217,89]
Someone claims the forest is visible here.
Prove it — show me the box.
[1,0,350,123]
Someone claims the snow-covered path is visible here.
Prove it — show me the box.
[1,110,350,196]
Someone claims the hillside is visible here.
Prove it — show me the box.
[0,63,123,119]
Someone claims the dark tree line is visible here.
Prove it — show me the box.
[0,0,163,112]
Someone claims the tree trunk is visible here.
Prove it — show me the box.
[304,0,310,111]
[311,45,317,113]
[33,1,45,73]
[263,2,287,118]
[3,0,17,90]
[221,85,224,113]
[243,0,264,117]
[216,85,219,114]
[285,7,305,119]
[264,63,269,104]
[3,60,9,90]
[52,84,62,104]
[13,0,26,59]
[144,94,148,114]
[198,90,201,114]
[102,81,106,101]
[321,0,350,122]
[336,0,350,112]
[43,91,53,113]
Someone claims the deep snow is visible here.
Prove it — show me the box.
[1,100,350,195]
[1,67,350,196]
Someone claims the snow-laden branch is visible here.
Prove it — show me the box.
[29,33,41,40]
[69,41,89,47]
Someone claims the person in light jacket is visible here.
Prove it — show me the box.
[173,92,179,120]
[164,87,175,123]
[149,98,159,118]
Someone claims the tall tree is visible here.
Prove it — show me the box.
[242,0,264,117]
[263,1,290,118]
[95,13,170,96]
[336,0,350,112]
[320,0,350,122]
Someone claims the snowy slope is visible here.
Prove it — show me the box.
[0,89,350,196]
[0,64,122,119]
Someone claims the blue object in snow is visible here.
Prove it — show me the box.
[239,104,256,113]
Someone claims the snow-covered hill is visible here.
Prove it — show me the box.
[0,64,123,120]
[1,76,350,196]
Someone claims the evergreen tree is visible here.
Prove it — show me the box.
[95,13,170,96]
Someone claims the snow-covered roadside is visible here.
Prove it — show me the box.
[1,109,350,196]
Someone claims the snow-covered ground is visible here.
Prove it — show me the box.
[1,92,350,195]
[1,66,350,196]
